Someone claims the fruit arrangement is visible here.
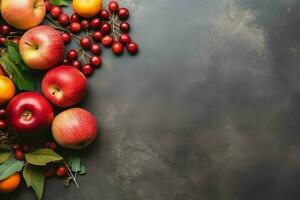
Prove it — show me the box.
[0,0,139,199]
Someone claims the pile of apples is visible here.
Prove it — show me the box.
[0,0,102,154]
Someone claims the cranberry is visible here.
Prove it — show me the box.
[0,25,11,36]
[56,166,67,177]
[12,37,20,45]
[112,41,124,55]
[12,144,19,151]
[120,22,130,33]
[90,56,102,68]
[80,37,92,49]
[44,168,53,177]
[67,50,78,60]
[58,13,70,26]
[50,6,62,18]
[71,60,81,69]
[0,109,6,118]
[0,37,6,46]
[101,35,113,47]
[69,22,81,33]
[101,23,111,34]
[92,31,102,42]
[119,34,131,45]
[62,58,69,65]
[22,145,30,153]
[15,150,24,160]
[118,8,129,20]
[108,1,119,13]
[45,0,52,12]
[100,9,110,20]
[90,18,101,29]
[90,44,102,55]
[127,42,139,54]
[80,20,90,30]
[82,64,94,76]
[71,13,81,23]
[62,32,71,43]
[49,142,57,151]
[0,120,6,129]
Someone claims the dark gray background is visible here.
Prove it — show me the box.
[4,0,300,199]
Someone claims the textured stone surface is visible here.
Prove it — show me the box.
[2,0,300,199]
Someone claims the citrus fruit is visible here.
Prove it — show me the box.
[0,172,21,193]
[0,75,15,105]
[72,0,102,18]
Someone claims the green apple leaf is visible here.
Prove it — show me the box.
[67,154,86,175]
[25,148,63,166]
[0,145,11,164]
[23,165,45,200]
[0,155,24,180]
[6,40,31,72]
[0,54,35,91]
[50,0,68,6]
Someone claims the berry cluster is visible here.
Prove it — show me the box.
[45,0,139,77]
[0,109,7,130]
[0,24,21,46]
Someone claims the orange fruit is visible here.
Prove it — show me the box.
[72,0,102,18]
[0,172,21,193]
[0,75,15,105]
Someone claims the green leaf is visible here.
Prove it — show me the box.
[0,54,35,91]
[5,40,30,72]
[50,0,68,6]
[25,148,63,166]
[67,154,86,175]
[23,165,45,200]
[0,144,11,164]
[0,156,24,180]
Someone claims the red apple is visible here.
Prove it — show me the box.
[52,108,97,149]
[1,0,46,30]
[19,26,65,70]
[41,65,87,107]
[6,92,54,134]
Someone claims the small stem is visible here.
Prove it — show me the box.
[64,161,79,188]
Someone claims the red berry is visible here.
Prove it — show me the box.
[0,37,6,46]
[127,42,139,54]
[0,25,11,36]
[120,22,130,33]
[69,22,81,33]
[82,64,94,76]
[70,13,81,23]
[12,37,20,45]
[90,56,102,68]
[71,60,81,69]
[58,13,70,26]
[12,144,19,151]
[56,166,67,177]
[90,18,101,29]
[44,141,51,148]
[108,1,119,13]
[61,32,71,43]
[0,120,6,129]
[112,41,124,55]
[101,23,111,34]
[44,168,53,177]
[45,0,52,12]
[62,58,69,65]
[101,35,113,46]
[67,50,78,60]
[22,145,30,153]
[90,44,102,55]
[92,31,102,42]
[49,142,57,151]
[80,37,92,49]
[15,150,24,160]
[119,34,131,45]
[80,20,90,30]
[50,6,62,18]
[100,9,110,20]
[118,8,129,20]
[0,109,6,118]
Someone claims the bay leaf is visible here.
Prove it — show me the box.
[25,148,63,166]
[23,165,45,200]
[0,156,24,180]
